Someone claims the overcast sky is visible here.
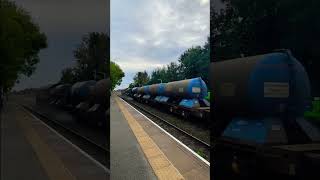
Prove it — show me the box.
[13,0,109,90]
[111,0,210,89]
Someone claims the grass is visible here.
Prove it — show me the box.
[196,148,206,158]
[304,99,320,127]
[305,111,320,119]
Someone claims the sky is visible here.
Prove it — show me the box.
[111,0,210,90]
[13,0,109,90]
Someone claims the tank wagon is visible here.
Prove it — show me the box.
[70,80,96,106]
[37,78,110,127]
[129,77,210,120]
[84,78,110,126]
[211,50,320,178]
[48,84,72,106]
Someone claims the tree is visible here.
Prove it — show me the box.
[128,83,135,88]
[148,67,167,85]
[212,0,320,94]
[60,32,109,83]
[166,62,182,82]
[110,61,124,90]
[179,44,210,84]
[60,67,77,84]
[73,32,109,80]
[133,71,149,87]
[0,0,47,92]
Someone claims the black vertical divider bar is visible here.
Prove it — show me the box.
[107,0,110,172]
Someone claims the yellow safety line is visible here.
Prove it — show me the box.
[18,107,76,180]
[115,97,184,180]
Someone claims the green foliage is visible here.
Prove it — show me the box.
[212,0,320,94]
[110,61,124,90]
[196,148,206,158]
[0,0,47,92]
[308,99,320,113]
[205,91,211,101]
[148,62,182,85]
[128,83,135,88]
[148,67,168,85]
[132,71,150,87]
[305,99,320,121]
[60,68,77,84]
[134,37,210,87]
[60,32,109,84]
[179,40,210,84]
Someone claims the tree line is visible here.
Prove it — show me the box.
[129,37,210,88]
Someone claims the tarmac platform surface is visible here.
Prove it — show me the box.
[111,95,210,180]
[110,95,157,180]
[1,95,109,180]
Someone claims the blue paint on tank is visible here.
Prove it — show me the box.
[144,85,150,94]
[157,83,165,95]
[159,96,169,103]
[223,118,268,144]
[186,77,208,99]
[179,99,200,108]
[247,52,311,116]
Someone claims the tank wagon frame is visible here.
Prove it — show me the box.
[126,77,210,120]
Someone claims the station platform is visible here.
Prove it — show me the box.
[1,97,109,180]
[111,95,210,180]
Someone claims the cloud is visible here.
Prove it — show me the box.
[199,0,210,6]
[111,0,209,89]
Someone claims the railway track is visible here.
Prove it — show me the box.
[21,105,110,169]
[120,96,211,161]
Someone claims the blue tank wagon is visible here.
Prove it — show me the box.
[211,50,320,178]
[132,77,210,120]
[211,51,316,143]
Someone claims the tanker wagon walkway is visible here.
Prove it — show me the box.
[1,100,109,180]
[111,95,210,180]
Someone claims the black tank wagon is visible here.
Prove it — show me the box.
[36,78,111,127]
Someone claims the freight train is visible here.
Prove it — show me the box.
[124,77,210,120]
[36,78,110,127]
[211,49,320,179]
